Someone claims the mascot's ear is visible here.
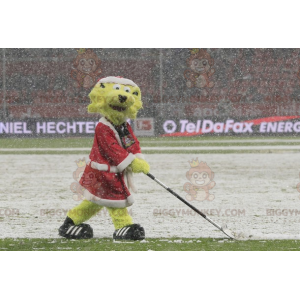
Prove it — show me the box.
[186,171,190,180]
[73,171,78,181]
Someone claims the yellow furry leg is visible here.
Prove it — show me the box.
[107,207,133,230]
[67,200,103,225]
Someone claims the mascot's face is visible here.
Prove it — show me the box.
[87,78,142,125]
[78,58,97,74]
[190,171,210,186]
[190,58,211,74]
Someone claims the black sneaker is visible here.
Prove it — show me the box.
[113,224,145,241]
[58,217,93,239]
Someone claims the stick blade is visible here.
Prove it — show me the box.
[221,224,237,240]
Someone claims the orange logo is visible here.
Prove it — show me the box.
[70,49,102,89]
[183,158,216,201]
[70,158,87,201]
[184,49,215,96]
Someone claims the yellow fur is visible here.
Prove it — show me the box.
[88,81,143,125]
[130,158,150,174]
[68,200,132,229]
[107,207,133,230]
[67,200,102,225]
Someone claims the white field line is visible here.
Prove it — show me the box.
[143,139,300,144]
[2,145,300,152]
[142,146,300,150]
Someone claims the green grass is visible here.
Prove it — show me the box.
[1,136,300,155]
[0,238,299,251]
[0,150,91,155]
[0,136,299,149]
[0,137,94,148]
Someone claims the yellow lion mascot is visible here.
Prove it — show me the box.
[59,76,150,240]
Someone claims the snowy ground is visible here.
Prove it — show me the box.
[1,152,300,240]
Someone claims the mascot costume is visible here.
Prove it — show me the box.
[59,76,150,240]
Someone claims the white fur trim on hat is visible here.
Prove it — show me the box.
[98,76,137,87]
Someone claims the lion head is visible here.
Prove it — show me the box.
[87,76,143,125]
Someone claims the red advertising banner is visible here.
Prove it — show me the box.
[2,48,300,130]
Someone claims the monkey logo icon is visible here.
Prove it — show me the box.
[70,49,102,89]
[70,158,103,201]
[183,158,216,201]
[70,158,89,201]
[184,48,215,95]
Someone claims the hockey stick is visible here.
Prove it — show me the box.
[146,173,236,240]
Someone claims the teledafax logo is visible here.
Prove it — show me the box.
[163,119,254,134]
[183,158,215,201]
[162,117,300,135]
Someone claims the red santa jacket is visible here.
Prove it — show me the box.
[79,117,144,208]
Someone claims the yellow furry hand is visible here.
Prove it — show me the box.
[130,158,150,174]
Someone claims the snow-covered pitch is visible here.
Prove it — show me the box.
[1,152,300,240]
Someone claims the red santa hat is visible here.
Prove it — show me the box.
[97,76,137,87]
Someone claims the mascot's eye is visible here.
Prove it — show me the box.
[133,91,139,96]
[100,83,105,88]
[193,173,198,179]
[113,84,121,90]
[124,87,131,93]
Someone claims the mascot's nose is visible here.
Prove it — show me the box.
[119,95,127,103]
